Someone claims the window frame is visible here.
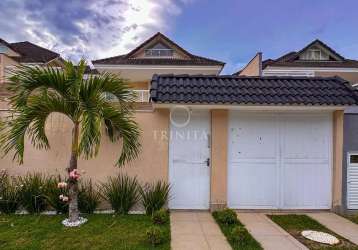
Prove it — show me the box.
[144,48,174,58]
[348,152,358,165]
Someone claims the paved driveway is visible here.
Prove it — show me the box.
[170,211,231,250]
[307,212,358,245]
[237,213,308,250]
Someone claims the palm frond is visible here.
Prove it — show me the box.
[78,104,102,158]
[7,65,70,108]
[64,59,86,98]
[85,72,136,111]
[102,104,141,166]
[0,93,73,163]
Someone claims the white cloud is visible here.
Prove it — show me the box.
[0,0,192,62]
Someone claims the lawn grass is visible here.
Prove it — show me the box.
[268,214,358,250]
[0,214,170,250]
[212,211,262,250]
[345,214,358,225]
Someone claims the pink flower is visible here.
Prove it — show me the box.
[69,169,81,180]
[57,182,68,189]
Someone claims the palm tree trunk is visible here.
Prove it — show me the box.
[68,122,79,222]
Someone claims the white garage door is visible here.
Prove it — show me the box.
[228,112,332,209]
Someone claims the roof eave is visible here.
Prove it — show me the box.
[152,103,348,111]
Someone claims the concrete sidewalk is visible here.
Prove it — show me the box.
[237,212,308,250]
[308,212,358,245]
[170,211,231,250]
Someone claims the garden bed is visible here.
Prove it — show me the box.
[0,214,170,250]
[345,214,358,225]
[268,214,358,250]
[212,210,262,250]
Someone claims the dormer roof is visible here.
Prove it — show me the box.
[92,32,224,67]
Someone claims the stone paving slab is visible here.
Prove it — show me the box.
[307,212,358,245]
[170,211,231,250]
[237,212,308,250]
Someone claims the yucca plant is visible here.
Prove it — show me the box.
[140,181,170,215]
[78,179,100,214]
[0,170,20,214]
[44,175,68,214]
[0,59,141,223]
[16,173,48,213]
[100,174,140,214]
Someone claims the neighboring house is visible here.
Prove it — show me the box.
[0,38,64,98]
[1,34,358,213]
[92,32,224,106]
[262,39,358,84]
[235,39,358,213]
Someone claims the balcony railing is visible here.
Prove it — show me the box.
[104,90,150,103]
[133,90,150,102]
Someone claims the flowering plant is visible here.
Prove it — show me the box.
[59,194,69,202]
[57,182,68,189]
[69,169,81,181]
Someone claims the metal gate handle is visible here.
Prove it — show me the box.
[206,158,210,167]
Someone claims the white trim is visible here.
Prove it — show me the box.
[264,66,358,74]
[93,64,223,71]
[153,103,346,111]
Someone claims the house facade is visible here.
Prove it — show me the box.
[1,34,357,213]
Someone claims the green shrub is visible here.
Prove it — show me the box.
[140,181,170,215]
[100,174,139,214]
[228,225,247,242]
[152,208,169,225]
[0,171,20,214]
[44,175,68,214]
[78,179,100,214]
[215,208,238,225]
[146,226,164,246]
[17,173,48,213]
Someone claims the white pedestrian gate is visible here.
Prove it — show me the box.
[169,110,211,209]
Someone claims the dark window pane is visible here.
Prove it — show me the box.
[350,154,358,164]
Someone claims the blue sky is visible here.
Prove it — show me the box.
[0,0,357,74]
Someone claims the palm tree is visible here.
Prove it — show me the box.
[0,60,141,223]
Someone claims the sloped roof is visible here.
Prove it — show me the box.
[263,39,358,69]
[92,32,224,66]
[150,74,358,106]
[0,38,18,52]
[9,41,60,63]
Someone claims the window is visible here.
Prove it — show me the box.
[144,42,174,57]
[0,45,8,54]
[308,49,322,60]
[349,153,358,164]
[145,49,173,57]
[299,47,329,61]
